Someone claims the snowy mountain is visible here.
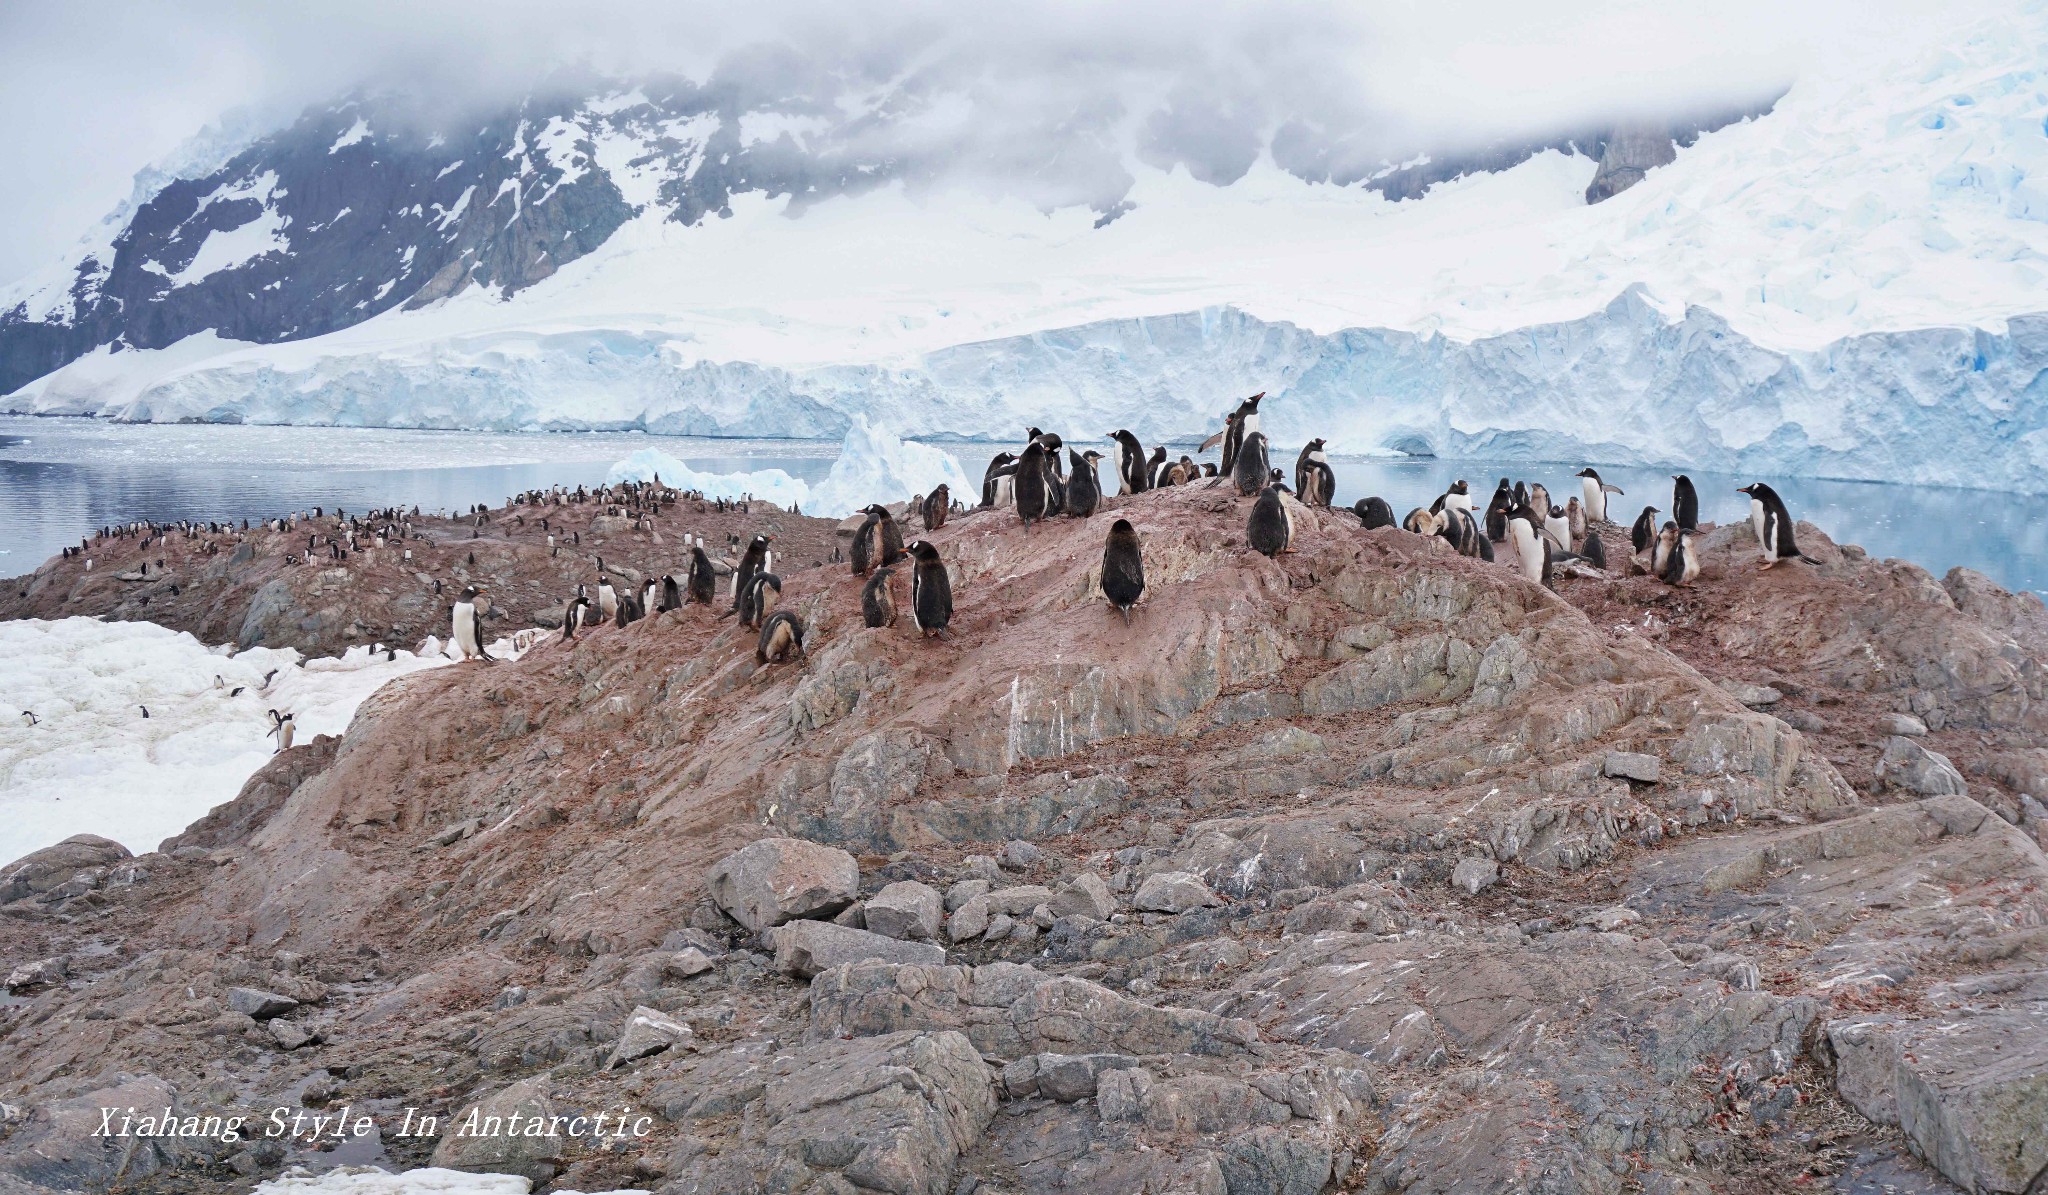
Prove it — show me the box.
[6,0,2048,489]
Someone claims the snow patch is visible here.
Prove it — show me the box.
[329,117,372,153]
[252,1164,642,1193]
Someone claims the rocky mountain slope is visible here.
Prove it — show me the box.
[1,480,2044,1194]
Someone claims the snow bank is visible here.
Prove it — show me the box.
[0,618,523,865]
[606,417,971,518]
[253,1165,642,1194]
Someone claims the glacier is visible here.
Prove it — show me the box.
[606,417,975,520]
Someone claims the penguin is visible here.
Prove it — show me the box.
[1295,439,1336,507]
[1100,518,1146,624]
[851,510,879,576]
[1198,410,1234,456]
[1672,475,1700,531]
[980,452,1018,508]
[921,485,951,531]
[1403,507,1444,537]
[452,586,492,661]
[1442,507,1487,558]
[641,578,659,620]
[562,595,591,641]
[1109,430,1149,496]
[1353,496,1396,530]
[1065,449,1102,518]
[870,503,907,566]
[1630,506,1661,556]
[1442,480,1473,520]
[139,706,150,719]
[1738,482,1817,568]
[1542,504,1572,553]
[739,572,782,630]
[1232,431,1271,498]
[1247,476,1294,557]
[596,577,618,623]
[1507,506,1566,589]
[1528,484,1551,526]
[615,585,644,628]
[1201,463,1218,477]
[1165,457,1195,487]
[1145,446,1170,489]
[1580,528,1607,570]
[862,566,898,628]
[1649,520,1678,577]
[1576,468,1624,523]
[267,709,295,752]
[755,610,806,665]
[730,534,773,611]
[1014,435,1062,529]
[1216,392,1265,479]
[906,540,953,638]
[1657,524,1700,586]
[687,538,717,605]
[1566,497,1586,547]
[660,574,681,612]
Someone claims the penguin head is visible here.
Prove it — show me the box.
[1576,468,1600,480]
[1038,433,1064,450]
[1306,437,1326,452]
[1737,483,1760,497]
[1449,479,1467,494]
[906,540,941,562]
[754,533,774,547]
[1244,391,1265,409]
[460,585,479,601]
[1081,450,1104,464]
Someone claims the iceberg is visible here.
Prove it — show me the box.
[606,417,973,519]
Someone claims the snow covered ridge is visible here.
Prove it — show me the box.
[605,417,976,519]
[0,618,524,865]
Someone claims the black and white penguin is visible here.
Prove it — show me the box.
[871,503,907,567]
[730,533,773,610]
[1014,435,1063,529]
[1527,484,1551,526]
[862,566,897,628]
[687,538,717,605]
[1295,439,1336,507]
[1232,431,1272,497]
[1507,504,1573,589]
[1672,475,1700,531]
[738,572,782,630]
[1542,504,1572,553]
[1247,475,1294,557]
[660,574,681,612]
[452,586,491,661]
[1576,468,1623,524]
[1065,449,1103,518]
[1217,392,1265,479]
[1737,483,1817,569]
[562,594,591,641]
[1441,480,1474,521]
[921,485,951,532]
[1100,518,1146,624]
[615,585,644,628]
[1145,446,1171,489]
[755,610,805,665]
[906,540,953,638]
[1353,496,1396,530]
[1657,524,1700,586]
[1109,430,1149,496]
[1630,506,1661,556]
[851,509,879,576]
[595,577,618,623]
[980,452,1018,508]
[267,709,295,752]
[1441,507,1487,558]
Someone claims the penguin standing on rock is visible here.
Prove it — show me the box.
[1100,519,1146,625]
[1065,449,1102,518]
[1014,435,1062,530]
[980,452,1018,508]
[1738,482,1818,569]
[595,577,618,623]
[1232,432,1272,498]
[1247,473,1295,556]
[1507,505,1574,589]
[755,611,805,665]
[870,504,907,567]
[738,572,782,630]
[1657,524,1700,586]
[687,538,717,605]
[728,534,773,612]
[1145,446,1171,489]
[659,574,681,612]
[1109,430,1149,496]
[1672,476,1700,531]
[921,485,951,532]
[1630,506,1661,557]
[1214,392,1264,481]
[562,593,592,641]
[1576,469,1624,523]
[1485,479,1514,541]
[453,586,492,661]
[851,509,880,576]
[1295,439,1335,507]
[906,540,953,638]
[1353,496,1396,530]
[862,567,898,628]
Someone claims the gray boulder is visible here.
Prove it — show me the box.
[1603,752,1662,784]
[1133,871,1221,914]
[863,880,943,941]
[1048,872,1116,921]
[0,835,130,904]
[948,895,991,942]
[226,987,298,1020]
[1875,737,1968,797]
[705,838,859,932]
[772,921,946,979]
[1451,858,1499,895]
[985,884,1055,916]
[428,1076,563,1181]
[606,1005,694,1068]
[0,1074,208,1190]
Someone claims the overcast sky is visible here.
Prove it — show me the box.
[0,0,1926,286]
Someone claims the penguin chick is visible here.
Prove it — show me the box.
[862,566,898,628]
[1100,519,1145,624]
[755,610,806,664]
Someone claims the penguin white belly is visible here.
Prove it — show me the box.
[1445,493,1471,517]
[1509,521,1543,585]
[1581,477,1603,522]
[452,602,480,657]
[1543,515,1570,552]
[1749,499,1767,553]
[996,474,1015,506]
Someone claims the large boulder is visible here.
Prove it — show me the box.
[863,880,943,941]
[0,1075,210,1190]
[0,835,130,904]
[428,1076,564,1181]
[705,838,859,933]
[771,921,946,979]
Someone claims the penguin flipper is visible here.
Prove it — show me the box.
[1601,484,1625,496]
[1198,429,1227,452]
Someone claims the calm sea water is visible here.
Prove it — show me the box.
[3,415,2042,596]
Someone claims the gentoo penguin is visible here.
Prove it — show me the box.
[981,452,1018,508]
[1565,497,1586,547]
[596,577,619,622]
[1580,528,1607,569]
[1403,507,1444,536]
[1649,520,1678,577]
[1145,446,1170,489]
[1295,439,1336,507]
[659,574,681,612]
[1657,524,1700,586]
[1199,411,1235,458]
[1738,482,1816,569]
[267,709,295,753]
[1442,508,1486,558]
[1527,484,1550,526]
[1485,479,1514,541]
[851,509,880,575]
[755,610,805,665]
[452,586,491,661]
[641,578,659,620]
[1165,456,1195,487]
[1232,431,1272,498]
[1542,504,1572,553]
[1065,449,1102,518]
[906,540,953,638]
[687,538,717,604]
[1442,480,1473,520]
[1576,469,1624,523]
[738,572,782,630]
[1247,474,1294,556]
[1630,506,1661,556]
[1507,505,1573,589]
[870,503,906,566]
[1109,430,1148,496]
[921,485,951,532]
[20,711,38,726]
[1217,392,1265,479]
[562,594,591,641]
[1353,496,1396,530]
[1100,519,1146,625]
[730,534,773,611]
[1014,435,1062,529]
[1672,475,1700,531]
[862,567,898,628]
